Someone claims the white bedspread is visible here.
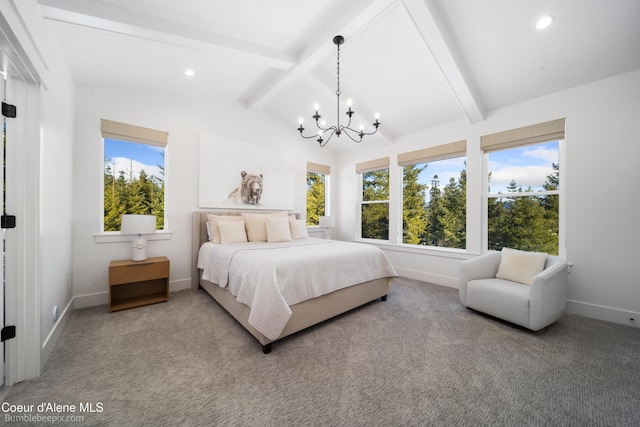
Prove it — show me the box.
[197,238,397,339]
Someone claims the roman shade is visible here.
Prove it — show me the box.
[307,162,331,175]
[481,118,565,153]
[398,140,466,166]
[355,157,389,174]
[101,119,168,147]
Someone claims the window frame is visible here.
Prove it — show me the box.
[357,166,390,242]
[98,119,170,239]
[306,167,330,226]
[400,155,467,250]
[481,123,565,257]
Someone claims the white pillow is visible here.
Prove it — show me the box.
[217,220,248,244]
[206,214,244,244]
[496,247,548,285]
[289,217,309,240]
[242,212,288,242]
[265,217,293,243]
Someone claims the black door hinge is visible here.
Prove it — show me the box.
[1,325,16,342]
[2,102,16,118]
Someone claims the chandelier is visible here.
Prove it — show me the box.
[297,35,380,147]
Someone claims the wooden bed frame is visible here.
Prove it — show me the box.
[192,211,393,353]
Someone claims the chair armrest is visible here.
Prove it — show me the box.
[459,252,502,305]
[529,258,568,330]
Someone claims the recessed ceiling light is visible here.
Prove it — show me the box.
[185,69,195,77]
[536,15,554,30]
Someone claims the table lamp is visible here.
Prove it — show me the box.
[121,214,156,261]
[319,216,335,239]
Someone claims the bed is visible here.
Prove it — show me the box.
[192,210,397,353]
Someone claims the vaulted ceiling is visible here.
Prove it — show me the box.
[38,0,640,152]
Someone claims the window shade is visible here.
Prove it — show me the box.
[398,140,466,166]
[101,119,168,147]
[481,118,565,153]
[307,162,331,175]
[355,157,389,174]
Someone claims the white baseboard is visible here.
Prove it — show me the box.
[170,278,191,292]
[41,297,74,370]
[395,267,458,289]
[74,279,193,310]
[74,291,108,309]
[565,299,639,328]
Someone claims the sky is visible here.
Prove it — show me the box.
[104,139,164,180]
[416,140,559,195]
[105,137,557,195]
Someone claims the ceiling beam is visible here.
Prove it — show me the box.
[401,0,484,123]
[243,0,400,112]
[38,0,295,70]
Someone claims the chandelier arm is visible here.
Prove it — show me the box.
[341,128,364,143]
[319,129,337,147]
[344,125,380,137]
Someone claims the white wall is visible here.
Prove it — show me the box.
[335,69,640,327]
[72,87,336,307]
[38,30,76,366]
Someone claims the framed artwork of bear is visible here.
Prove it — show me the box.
[198,133,294,210]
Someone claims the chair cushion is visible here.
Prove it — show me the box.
[496,248,547,285]
[466,278,530,328]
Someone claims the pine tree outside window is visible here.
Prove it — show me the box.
[399,140,467,249]
[482,119,564,256]
[101,119,167,232]
[357,157,390,241]
[306,162,330,226]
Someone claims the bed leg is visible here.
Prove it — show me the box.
[262,343,272,354]
[381,295,387,301]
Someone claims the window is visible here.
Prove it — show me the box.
[482,119,564,255]
[399,141,466,248]
[306,162,330,226]
[101,119,168,232]
[357,158,389,240]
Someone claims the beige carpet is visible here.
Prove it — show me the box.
[3,278,640,426]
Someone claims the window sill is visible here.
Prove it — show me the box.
[353,239,476,260]
[95,231,173,244]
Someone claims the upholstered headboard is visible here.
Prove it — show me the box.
[191,210,299,289]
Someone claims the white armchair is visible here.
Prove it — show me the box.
[459,250,568,331]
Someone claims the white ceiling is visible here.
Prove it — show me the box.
[37,0,640,153]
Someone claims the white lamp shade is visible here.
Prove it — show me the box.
[319,216,335,228]
[121,214,157,235]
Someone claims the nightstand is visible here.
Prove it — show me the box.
[108,256,170,312]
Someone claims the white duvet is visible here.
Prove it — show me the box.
[197,237,397,339]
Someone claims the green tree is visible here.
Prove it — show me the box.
[441,166,466,249]
[402,164,428,244]
[362,169,389,240]
[103,162,165,232]
[306,172,325,226]
[425,175,445,246]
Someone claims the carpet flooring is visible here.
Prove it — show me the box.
[3,278,640,426]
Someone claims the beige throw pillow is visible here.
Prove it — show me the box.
[217,220,248,244]
[206,215,244,244]
[496,247,548,285]
[242,212,288,242]
[289,217,309,240]
[265,217,293,243]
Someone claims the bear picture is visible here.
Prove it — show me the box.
[198,133,293,210]
[224,171,263,205]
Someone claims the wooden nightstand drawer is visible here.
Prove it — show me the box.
[109,257,170,285]
[108,256,170,312]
